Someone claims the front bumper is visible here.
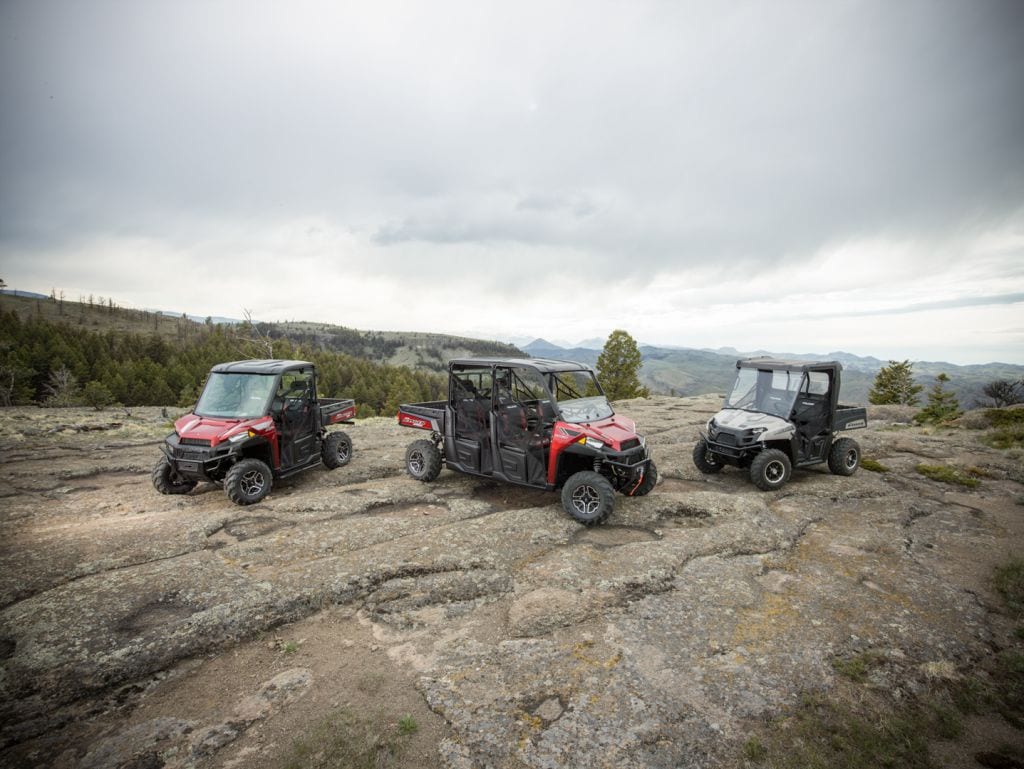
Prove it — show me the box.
[702,427,763,463]
[601,444,652,483]
[161,434,237,481]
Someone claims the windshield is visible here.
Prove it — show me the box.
[725,367,803,417]
[195,372,277,419]
[549,370,614,423]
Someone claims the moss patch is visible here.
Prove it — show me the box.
[860,458,889,473]
[914,464,980,488]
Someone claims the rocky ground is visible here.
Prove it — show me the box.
[0,397,1022,769]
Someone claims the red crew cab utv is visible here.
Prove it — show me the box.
[153,359,355,505]
[398,358,655,525]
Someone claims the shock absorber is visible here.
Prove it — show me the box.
[593,458,602,473]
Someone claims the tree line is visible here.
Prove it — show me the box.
[0,308,444,416]
[868,358,1023,424]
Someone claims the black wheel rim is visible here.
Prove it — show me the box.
[571,484,601,517]
[844,449,858,470]
[409,450,424,475]
[337,441,350,462]
[240,469,265,498]
[764,460,785,484]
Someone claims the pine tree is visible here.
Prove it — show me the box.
[868,360,923,405]
[82,381,116,410]
[915,373,963,424]
[595,329,649,400]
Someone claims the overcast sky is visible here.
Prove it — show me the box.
[1,0,1022,364]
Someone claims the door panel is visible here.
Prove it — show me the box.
[277,369,317,469]
[451,367,493,474]
[494,367,549,487]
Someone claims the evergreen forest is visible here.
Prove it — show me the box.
[0,295,458,415]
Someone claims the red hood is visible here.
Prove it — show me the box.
[174,414,273,445]
[573,414,640,449]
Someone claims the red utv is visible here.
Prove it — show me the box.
[398,358,655,525]
[153,359,355,505]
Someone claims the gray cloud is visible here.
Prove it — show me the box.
[822,292,1024,320]
[0,0,1022,360]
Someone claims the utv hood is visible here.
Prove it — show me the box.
[174,414,272,446]
[577,414,642,449]
[711,408,793,439]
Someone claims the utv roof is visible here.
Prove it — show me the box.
[210,359,313,375]
[737,357,842,372]
[449,357,593,374]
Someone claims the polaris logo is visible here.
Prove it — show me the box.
[845,419,866,429]
[400,414,430,429]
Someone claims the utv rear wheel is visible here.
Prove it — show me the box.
[562,471,615,525]
[693,440,723,474]
[405,440,441,482]
[322,431,352,469]
[225,458,273,505]
[828,437,861,476]
[625,460,658,497]
[750,449,791,491]
[152,457,196,495]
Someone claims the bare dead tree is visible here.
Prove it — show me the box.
[241,308,274,358]
[42,366,79,406]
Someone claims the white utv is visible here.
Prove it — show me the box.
[693,359,867,491]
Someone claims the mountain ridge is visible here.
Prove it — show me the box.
[522,337,1023,406]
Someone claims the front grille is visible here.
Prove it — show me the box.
[620,438,641,451]
[180,437,211,446]
[175,449,207,461]
[714,432,737,446]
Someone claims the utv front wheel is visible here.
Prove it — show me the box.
[225,458,273,505]
[750,449,791,491]
[828,437,861,476]
[152,457,196,495]
[562,471,614,525]
[322,431,352,469]
[692,440,723,474]
[624,460,658,497]
[405,440,442,482]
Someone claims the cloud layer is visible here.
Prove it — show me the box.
[2,0,1022,362]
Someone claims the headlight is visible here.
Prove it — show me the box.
[584,437,604,450]
[748,427,766,435]
[228,431,250,443]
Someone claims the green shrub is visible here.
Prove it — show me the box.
[914,464,980,488]
[994,559,1024,619]
[985,408,1024,428]
[860,458,889,473]
[742,736,767,762]
[982,425,1024,450]
[286,706,416,769]
[82,381,116,410]
[397,715,418,735]
[832,651,884,683]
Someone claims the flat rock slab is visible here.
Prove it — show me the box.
[0,399,1021,768]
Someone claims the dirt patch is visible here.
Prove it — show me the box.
[571,525,662,548]
[470,481,558,511]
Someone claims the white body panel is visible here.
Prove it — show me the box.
[710,408,794,442]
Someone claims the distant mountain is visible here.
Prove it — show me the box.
[0,289,48,300]
[523,338,567,355]
[575,337,606,350]
[706,347,886,373]
[525,339,1023,407]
